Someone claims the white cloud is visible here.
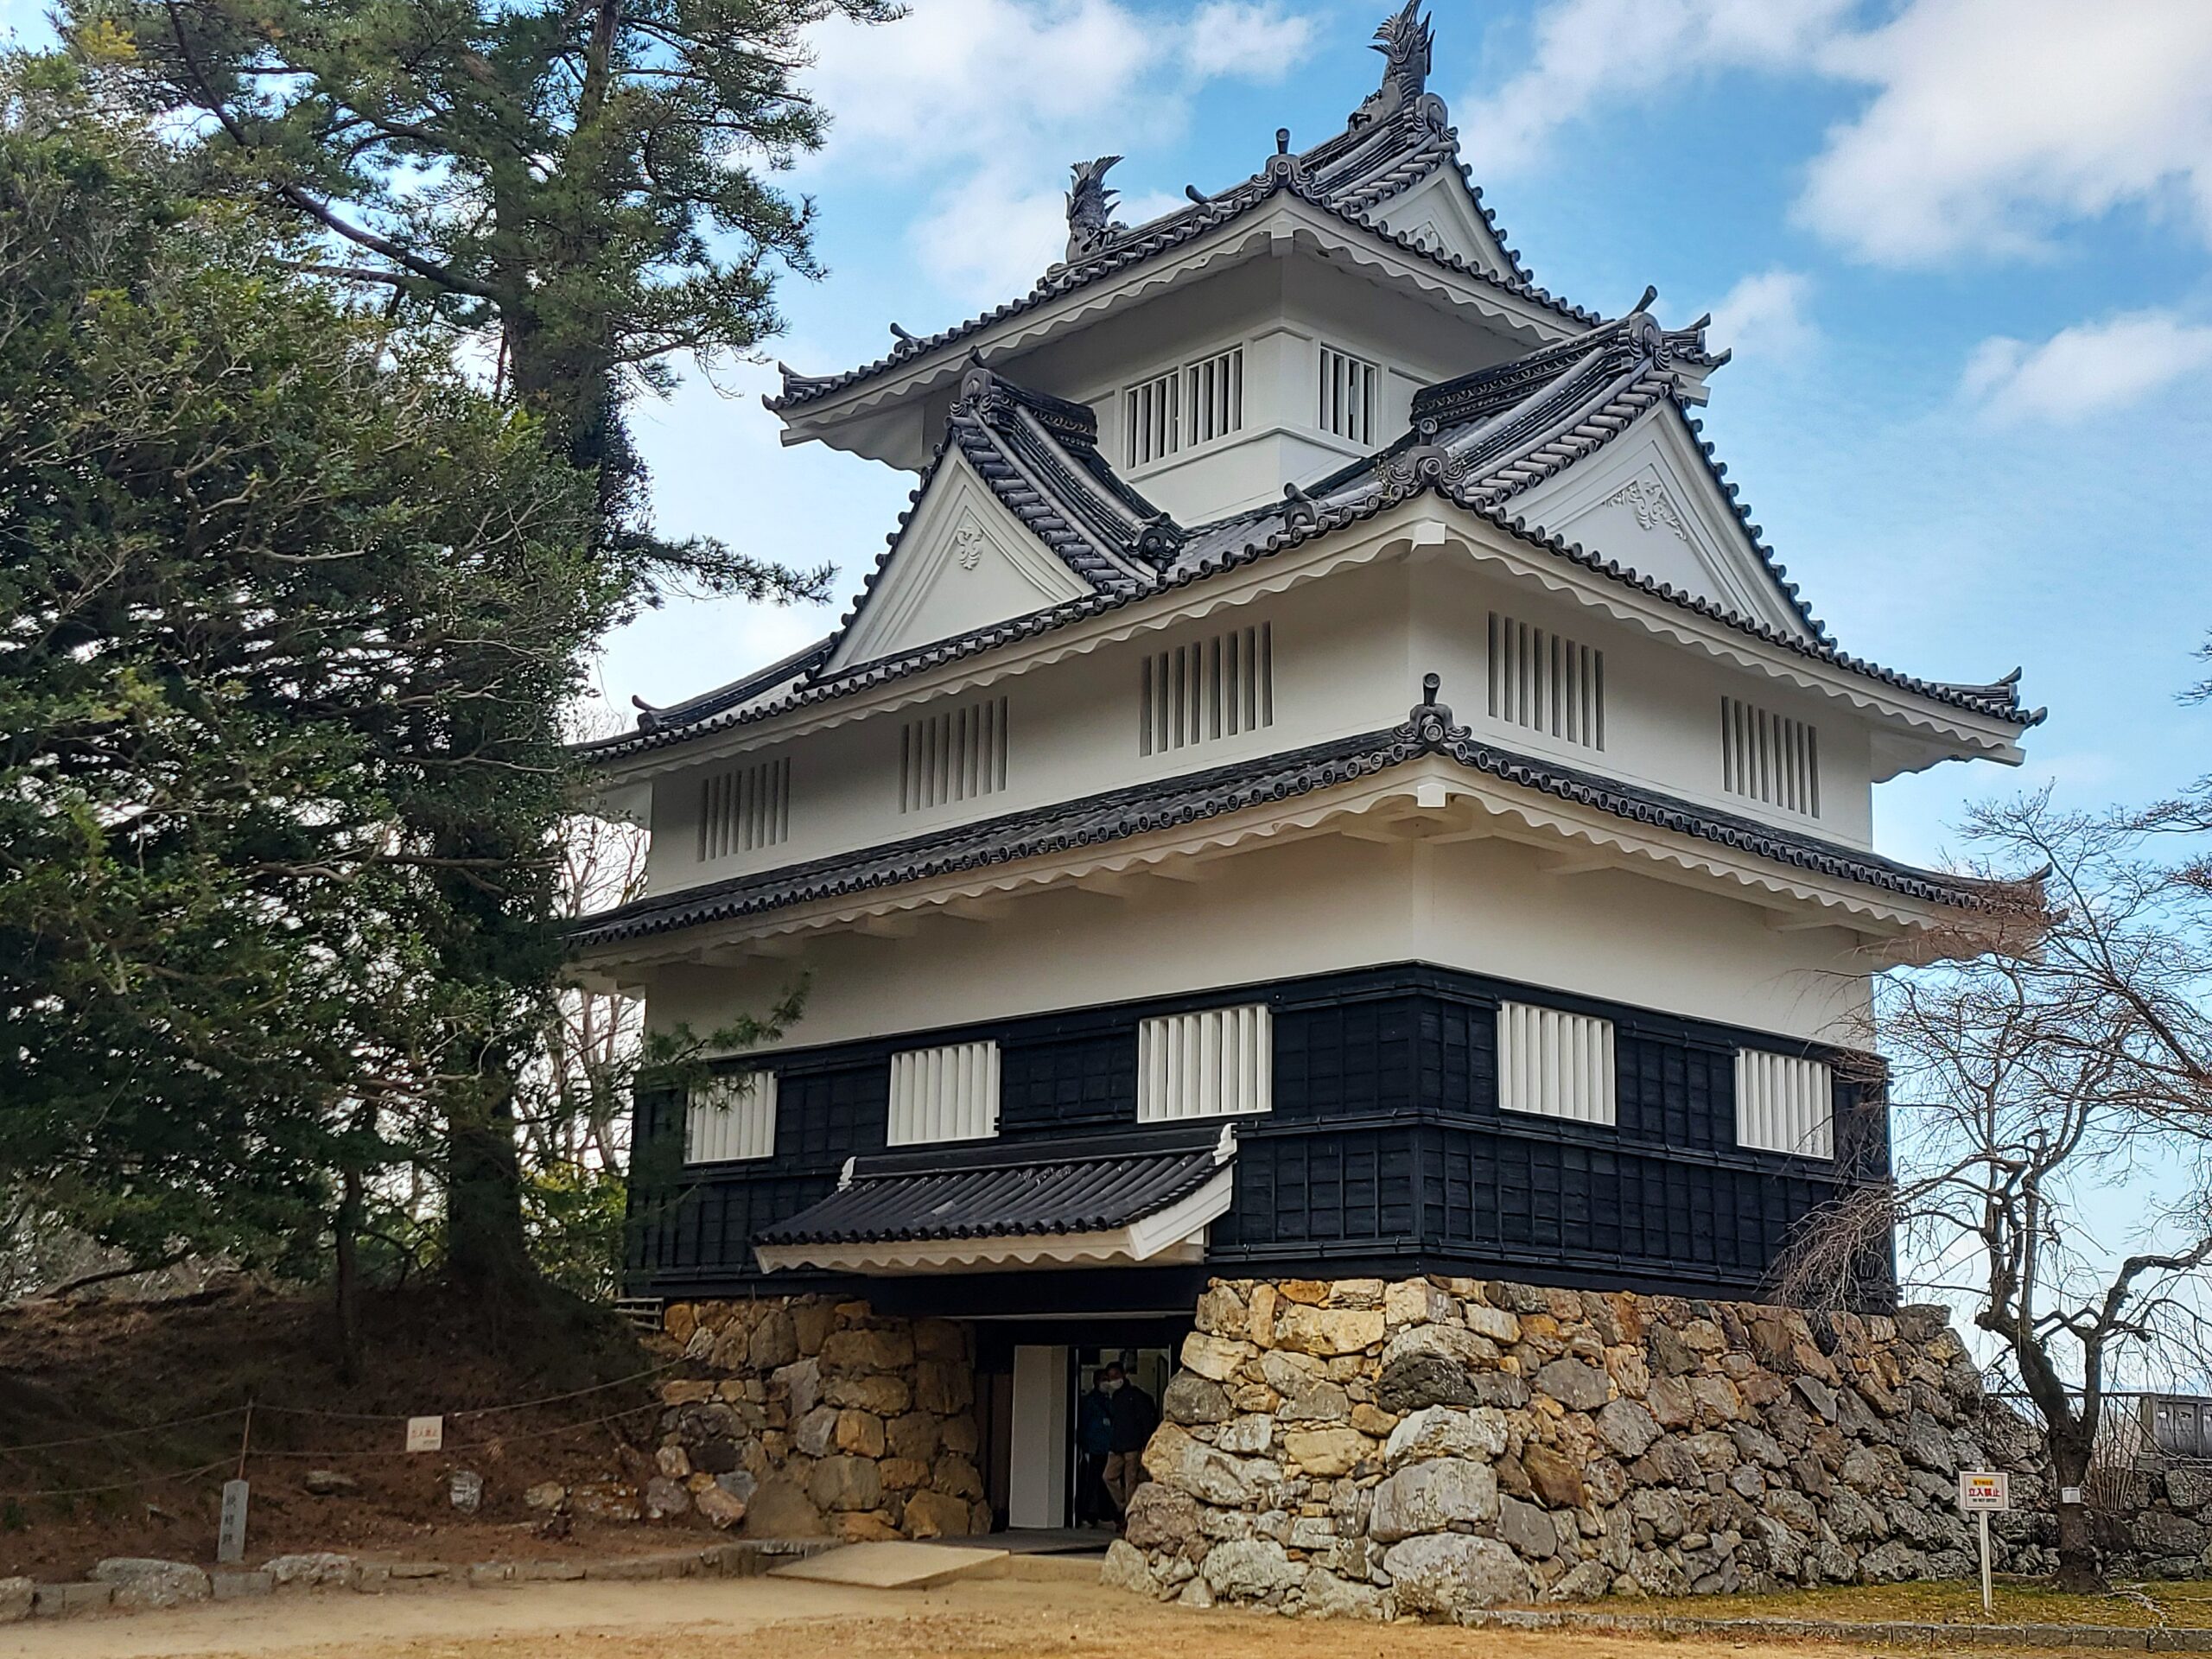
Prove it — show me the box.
[1961,310,2212,424]
[1801,0,2212,265]
[912,171,1074,303]
[1459,0,2212,269]
[1184,1,1314,81]
[1459,0,1850,179]
[798,0,1319,308]
[1707,269,1817,364]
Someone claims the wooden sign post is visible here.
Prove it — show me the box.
[1958,1470,2010,1615]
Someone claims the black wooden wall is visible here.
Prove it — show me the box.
[624,963,1892,1304]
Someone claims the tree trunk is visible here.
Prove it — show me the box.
[2050,1432,2103,1592]
[334,1163,363,1382]
[446,1076,536,1300]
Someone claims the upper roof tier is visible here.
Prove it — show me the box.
[588,309,2042,767]
[764,4,1632,475]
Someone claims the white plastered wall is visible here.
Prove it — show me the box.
[639,829,1874,1058]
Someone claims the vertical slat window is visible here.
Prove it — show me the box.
[1138,1005,1271,1122]
[1497,1003,1616,1126]
[1123,367,1179,468]
[899,696,1008,813]
[685,1071,777,1163]
[1139,624,1273,756]
[1720,697,1820,817]
[1486,613,1605,750]
[1317,346,1377,446]
[1734,1051,1833,1159]
[696,757,791,861]
[1123,348,1243,467]
[887,1042,1001,1146]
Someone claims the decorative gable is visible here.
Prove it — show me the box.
[1366,167,1516,280]
[1503,404,1815,639]
[826,461,1094,673]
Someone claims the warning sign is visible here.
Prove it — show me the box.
[1958,1470,2009,1511]
[406,1415,445,1454]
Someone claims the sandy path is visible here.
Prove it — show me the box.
[0,1572,2013,1659]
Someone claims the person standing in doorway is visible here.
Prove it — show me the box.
[1075,1369,1116,1526]
[1100,1361,1159,1522]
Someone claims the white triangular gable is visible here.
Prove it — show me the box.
[826,460,1093,673]
[1367,168,1513,281]
[1505,405,1815,639]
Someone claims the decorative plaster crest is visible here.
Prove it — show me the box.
[1603,479,1690,544]
[951,523,987,573]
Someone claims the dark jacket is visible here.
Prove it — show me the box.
[1077,1388,1115,1456]
[1106,1381,1159,1452]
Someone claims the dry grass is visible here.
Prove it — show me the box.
[1625,1574,2212,1629]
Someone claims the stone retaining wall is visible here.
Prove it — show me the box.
[1107,1276,2191,1619]
[656,1297,990,1542]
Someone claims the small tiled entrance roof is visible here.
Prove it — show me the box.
[755,1124,1232,1250]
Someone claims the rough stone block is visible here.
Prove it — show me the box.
[1382,1533,1533,1615]
[1370,1458,1498,1541]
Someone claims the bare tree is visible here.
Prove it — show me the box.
[1783,791,2212,1592]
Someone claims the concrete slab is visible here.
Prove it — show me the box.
[767,1541,1012,1590]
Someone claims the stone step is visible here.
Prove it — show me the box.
[768,1541,1012,1590]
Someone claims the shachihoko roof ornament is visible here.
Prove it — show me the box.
[1060,156,1127,266]
[1350,0,1445,132]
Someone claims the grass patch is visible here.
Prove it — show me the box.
[1620,1577,2212,1629]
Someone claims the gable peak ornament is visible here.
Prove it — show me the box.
[1064,156,1128,263]
[1351,3,1448,132]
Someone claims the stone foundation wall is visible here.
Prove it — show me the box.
[1111,1276,2069,1618]
[653,1297,990,1542]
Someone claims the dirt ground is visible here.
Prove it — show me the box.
[0,1573,2112,1659]
[0,1282,671,1580]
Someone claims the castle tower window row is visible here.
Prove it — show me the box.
[888,1041,1001,1145]
[1122,346,1245,468]
[1318,345,1379,446]
[899,696,1009,814]
[684,1071,777,1164]
[697,757,791,861]
[1139,624,1274,756]
[1488,613,1605,751]
[1721,696,1821,817]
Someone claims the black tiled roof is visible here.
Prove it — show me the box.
[754,1124,1230,1248]
[589,316,2038,760]
[569,700,2018,952]
[763,142,1600,417]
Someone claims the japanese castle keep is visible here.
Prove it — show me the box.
[574,5,2047,1589]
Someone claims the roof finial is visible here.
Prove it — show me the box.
[1276,127,1291,155]
[1064,156,1127,263]
[889,322,916,344]
[1409,671,1453,741]
[1349,3,1443,131]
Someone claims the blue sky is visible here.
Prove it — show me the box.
[594,0,2212,868]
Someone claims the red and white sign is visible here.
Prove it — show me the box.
[1958,1470,2009,1512]
[406,1415,445,1454]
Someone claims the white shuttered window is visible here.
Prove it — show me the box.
[696,758,790,861]
[1139,624,1274,756]
[1734,1051,1834,1159]
[685,1072,777,1163]
[1138,1005,1271,1123]
[1720,696,1820,817]
[887,1042,1001,1146]
[1317,346,1377,445]
[1497,1003,1616,1126]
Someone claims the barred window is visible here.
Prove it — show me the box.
[899,696,1008,813]
[1318,346,1377,445]
[1138,1005,1271,1122]
[1721,697,1820,817]
[685,1072,777,1163]
[697,758,790,861]
[1497,1003,1617,1126]
[1488,613,1604,750]
[1139,624,1273,756]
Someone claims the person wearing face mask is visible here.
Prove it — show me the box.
[1098,1359,1160,1522]
[1075,1366,1116,1527]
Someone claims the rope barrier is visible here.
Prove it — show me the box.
[248,1356,684,1423]
[0,1408,245,1458]
[0,1458,234,1503]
